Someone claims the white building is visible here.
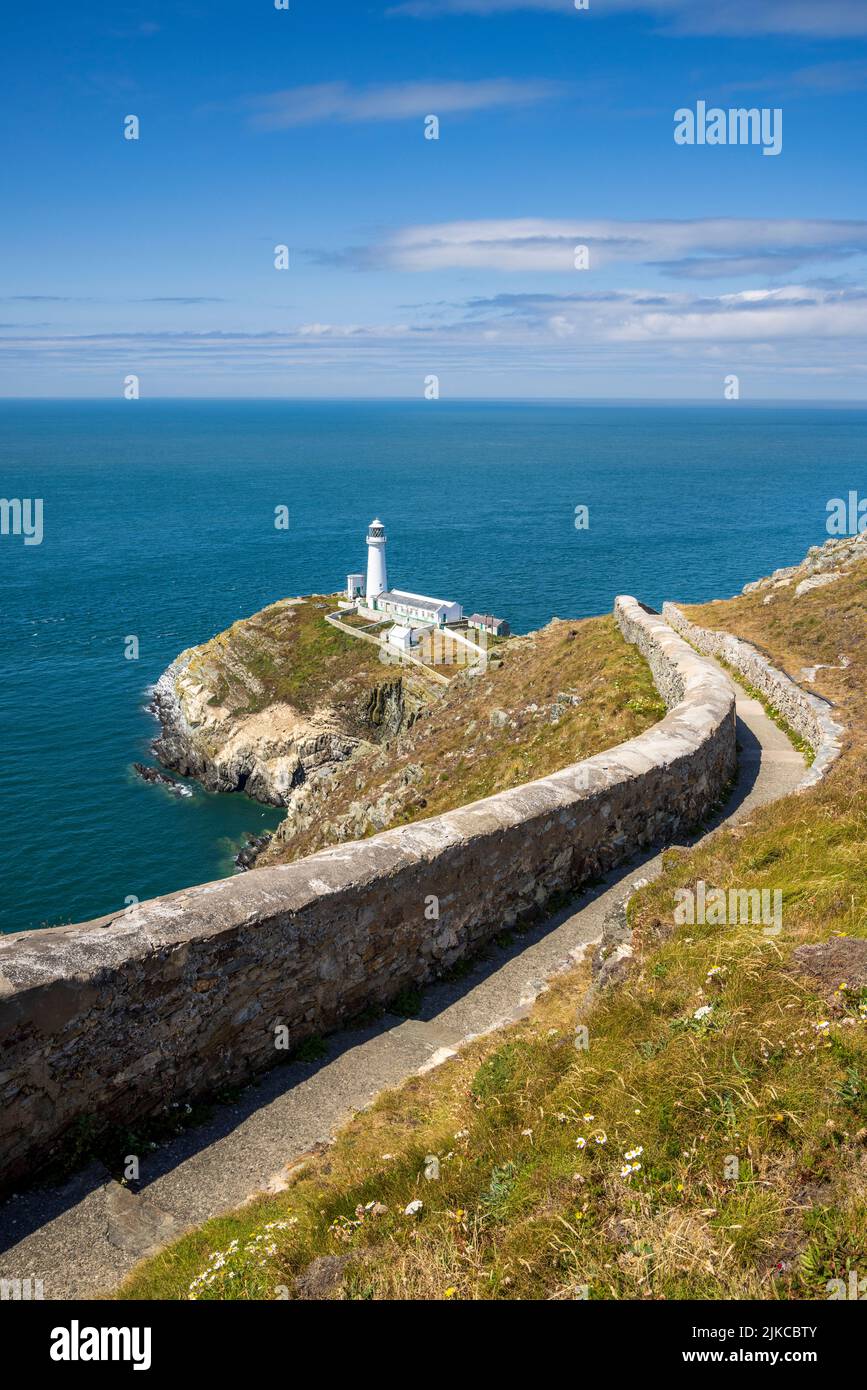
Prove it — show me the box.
[375,589,462,627]
[468,613,510,637]
[386,623,420,653]
[351,518,463,628]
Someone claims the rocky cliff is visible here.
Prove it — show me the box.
[151,595,431,807]
[741,529,866,602]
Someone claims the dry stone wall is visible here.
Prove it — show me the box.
[0,598,736,1191]
[662,602,844,787]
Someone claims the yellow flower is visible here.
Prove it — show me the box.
[444,1287,458,1299]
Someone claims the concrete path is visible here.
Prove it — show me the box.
[0,673,807,1300]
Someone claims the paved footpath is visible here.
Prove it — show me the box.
[0,673,807,1299]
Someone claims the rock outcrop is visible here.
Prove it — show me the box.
[150,597,429,807]
[152,659,362,805]
[741,531,866,602]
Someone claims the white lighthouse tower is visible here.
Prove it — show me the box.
[365,518,388,602]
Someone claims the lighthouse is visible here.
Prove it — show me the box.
[365,518,388,601]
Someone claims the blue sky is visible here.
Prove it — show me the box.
[3,0,867,397]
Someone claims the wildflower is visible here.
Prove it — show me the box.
[693,1005,713,1021]
[404,1199,424,1217]
[594,1132,608,1146]
[575,1137,587,1149]
[624,1146,644,1161]
[454,1129,469,1140]
[815,1020,831,1034]
[582,1113,595,1122]
[521,1128,533,1137]
[444,1287,458,1299]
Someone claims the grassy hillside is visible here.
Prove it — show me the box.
[183,595,388,718]
[118,557,866,1301]
[260,613,666,863]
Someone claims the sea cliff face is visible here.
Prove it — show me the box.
[151,596,430,807]
[151,657,362,804]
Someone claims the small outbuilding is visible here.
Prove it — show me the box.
[386,624,418,653]
[468,613,510,637]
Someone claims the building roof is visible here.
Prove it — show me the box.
[469,613,507,627]
[379,589,455,614]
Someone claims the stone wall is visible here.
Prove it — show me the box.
[662,602,844,787]
[0,598,736,1192]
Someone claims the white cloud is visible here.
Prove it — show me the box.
[388,0,867,38]
[364,217,867,277]
[5,292,867,396]
[4,286,867,359]
[245,78,566,129]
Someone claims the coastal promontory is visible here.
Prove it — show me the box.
[150,594,667,865]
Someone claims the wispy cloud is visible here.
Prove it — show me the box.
[243,78,567,129]
[389,0,867,38]
[4,286,867,354]
[724,60,867,97]
[136,296,228,304]
[339,218,867,278]
[6,286,867,396]
[0,295,228,305]
[456,284,867,342]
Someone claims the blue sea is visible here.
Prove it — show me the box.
[1,399,863,935]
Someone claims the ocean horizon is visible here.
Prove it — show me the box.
[2,397,863,935]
